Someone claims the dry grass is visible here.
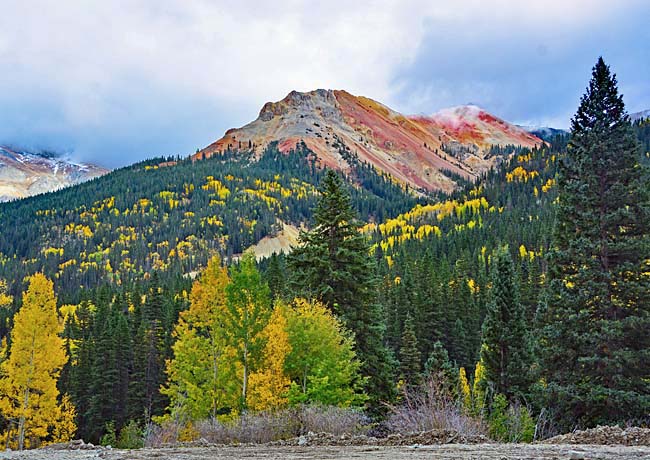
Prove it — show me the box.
[145,405,368,447]
[386,377,487,438]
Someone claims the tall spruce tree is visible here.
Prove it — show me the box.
[399,313,422,389]
[540,57,650,428]
[130,273,167,422]
[480,248,533,401]
[288,169,396,410]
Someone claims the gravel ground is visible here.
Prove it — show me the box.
[2,444,650,460]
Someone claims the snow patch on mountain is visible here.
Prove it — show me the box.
[0,146,109,202]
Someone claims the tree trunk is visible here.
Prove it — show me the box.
[18,388,30,451]
[242,344,248,407]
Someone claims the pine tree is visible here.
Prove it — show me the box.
[540,57,650,428]
[287,169,395,410]
[264,253,286,300]
[85,299,116,442]
[480,248,533,401]
[130,273,166,422]
[0,274,75,450]
[399,314,422,389]
[424,340,455,389]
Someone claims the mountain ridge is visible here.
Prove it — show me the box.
[195,89,542,193]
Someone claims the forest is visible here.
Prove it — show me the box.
[0,58,649,450]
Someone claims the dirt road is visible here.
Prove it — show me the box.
[2,444,650,460]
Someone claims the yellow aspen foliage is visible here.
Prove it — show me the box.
[467,278,478,294]
[472,359,487,416]
[519,244,528,259]
[0,273,75,450]
[50,394,77,443]
[162,256,240,420]
[247,304,291,411]
[0,280,12,308]
[458,367,472,413]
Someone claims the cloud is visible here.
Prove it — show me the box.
[0,1,648,166]
[391,0,650,127]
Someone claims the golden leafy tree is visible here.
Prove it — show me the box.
[458,367,472,413]
[0,273,75,450]
[0,280,12,309]
[162,256,239,420]
[472,359,487,416]
[247,303,292,411]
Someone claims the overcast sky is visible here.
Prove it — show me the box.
[1,1,648,168]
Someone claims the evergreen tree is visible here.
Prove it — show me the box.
[540,58,650,428]
[287,169,396,410]
[480,248,533,401]
[130,272,166,422]
[399,313,422,388]
[84,300,116,442]
[264,253,286,300]
[424,340,456,388]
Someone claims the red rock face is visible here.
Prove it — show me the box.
[195,90,541,193]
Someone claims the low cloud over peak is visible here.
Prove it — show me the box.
[1,0,648,167]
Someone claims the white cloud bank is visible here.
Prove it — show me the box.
[0,0,647,165]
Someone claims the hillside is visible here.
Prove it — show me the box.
[0,146,108,201]
[195,90,542,193]
[0,143,420,306]
[0,96,647,447]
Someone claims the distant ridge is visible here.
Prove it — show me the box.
[0,146,108,201]
[631,109,650,122]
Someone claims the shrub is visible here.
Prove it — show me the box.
[296,405,368,436]
[100,422,116,447]
[386,375,487,437]
[115,420,144,449]
[488,394,535,442]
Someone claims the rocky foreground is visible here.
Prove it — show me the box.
[2,443,650,460]
[3,427,650,460]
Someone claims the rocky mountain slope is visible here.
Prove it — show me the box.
[196,90,542,193]
[0,146,108,201]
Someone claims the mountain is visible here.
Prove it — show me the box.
[631,109,650,122]
[195,90,542,193]
[0,146,108,201]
